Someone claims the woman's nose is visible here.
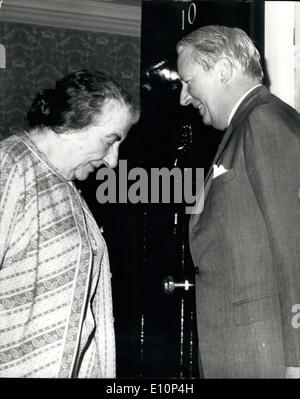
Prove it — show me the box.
[103,144,119,169]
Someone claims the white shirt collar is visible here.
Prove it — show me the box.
[227,84,262,127]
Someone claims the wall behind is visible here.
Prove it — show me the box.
[0,21,140,139]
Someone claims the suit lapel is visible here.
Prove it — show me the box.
[202,85,270,201]
[203,123,233,198]
[190,85,270,221]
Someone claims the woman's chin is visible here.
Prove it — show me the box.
[74,168,90,181]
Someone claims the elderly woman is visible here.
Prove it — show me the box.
[0,70,139,378]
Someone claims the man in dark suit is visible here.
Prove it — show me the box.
[176,25,300,378]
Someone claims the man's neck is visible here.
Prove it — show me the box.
[226,80,261,127]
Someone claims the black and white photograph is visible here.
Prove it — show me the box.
[0,0,300,389]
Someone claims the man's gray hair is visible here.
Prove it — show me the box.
[177,25,263,82]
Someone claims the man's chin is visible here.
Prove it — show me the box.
[200,112,211,127]
[202,117,212,127]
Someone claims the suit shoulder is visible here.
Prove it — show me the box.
[247,95,300,137]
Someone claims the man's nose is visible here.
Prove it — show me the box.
[179,84,192,106]
[103,144,119,169]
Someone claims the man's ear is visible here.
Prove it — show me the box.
[217,57,233,84]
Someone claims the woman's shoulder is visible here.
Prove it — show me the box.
[0,132,31,162]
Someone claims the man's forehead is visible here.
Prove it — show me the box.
[177,46,193,62]
[177,48,196,77]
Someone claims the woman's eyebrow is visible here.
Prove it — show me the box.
[106,133,122,141]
